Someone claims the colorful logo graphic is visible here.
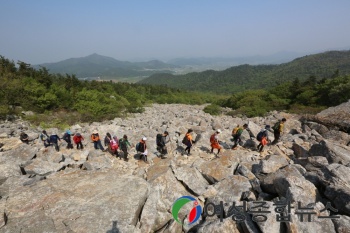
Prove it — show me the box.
[172,196,202,225]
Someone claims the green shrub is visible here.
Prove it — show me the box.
[203,104,222,115]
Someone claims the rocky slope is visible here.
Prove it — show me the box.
[0,103,350,233]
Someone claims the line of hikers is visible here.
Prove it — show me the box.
[34,129,170,163]
[207,118,287,156]
[22,118,287,162]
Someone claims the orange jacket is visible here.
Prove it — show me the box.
[91,133,100,142]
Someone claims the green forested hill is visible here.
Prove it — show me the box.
[34,53,177,78]
[138,50,350,93]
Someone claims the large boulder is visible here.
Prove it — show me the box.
[332,215,350,233]
[171,165,210,196]
[259,154,289,174]
[3,170,150,233]
[309,140,350,165]
[208,175,253,207]
[196,218,240,233]
[139,163,193,232]
[323,164,350,215]
[196,155,239,184]
[285,202,336,233]
[316,99,350,130]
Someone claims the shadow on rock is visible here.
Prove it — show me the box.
[106,221,120,233]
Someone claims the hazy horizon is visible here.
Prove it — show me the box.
[1,0,350,65]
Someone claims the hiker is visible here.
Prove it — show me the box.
[20,132,29,144]
[257,125,271,152]
[104,133,112,151]
[231,124,254,150]
[156,131,169,159]
[91,130,105,151]
[62,130,73,149]
[40,130,50,147]
[110,136,120,158]
[182,129,195,155]
[49,132,61,152]
[119,135,131,161]
[271,118,287,145]
[137,137,148,162]
[73,133,84,150]
[210,129,222,155]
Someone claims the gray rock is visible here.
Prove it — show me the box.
[3,170,150,233]
[309,140,350,165]
[260,165,304,195]
[209,175,253,206]
[23,159,63,176]
[324,164,350,215]
[140,165,192,232]
[172,165,209,196]
[196,155,238,184]
[260,154,289,174]
[316,99,350,131]
[332,215,350,233]
[1,143,38,165]
[292,143,309,158]
[305,121,330,136]
[285,202,336,233]
[196,218,240,233]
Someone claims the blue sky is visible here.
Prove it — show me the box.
[1,0,350,64]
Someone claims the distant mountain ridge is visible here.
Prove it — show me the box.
[138,50,350,94]
[167,51,302,66]
[35,53,178,78]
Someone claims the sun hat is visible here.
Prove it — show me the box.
[142,137,147,141]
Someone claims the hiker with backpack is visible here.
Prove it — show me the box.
[231,124,254,150]
[119,135,131,161]
[156,131,169,159]
[110,136,120,158]
[136,137,148,162]
[73,133,84,150]
[182,129,195,156]
[210,129,222,156]
[63,130,73,149]
[20,132,29,144]
[256,125,271,152]
[104,133,112,151]
[271,118,287,145]
[49,132,61,152]
[40,130,50,148]
[91,130,106,151]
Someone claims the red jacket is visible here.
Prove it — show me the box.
[73,135,84,144]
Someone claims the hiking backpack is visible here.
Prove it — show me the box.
[156,134,163,146]
[63,133,69,142]
[210,134,216,143]
[40,133,48,141]
[256,131,264,141]
[135,142,141,151]
[232,127,240,135]
[119,138,125,147]
[182,135,188,145]
[273,121,280,131]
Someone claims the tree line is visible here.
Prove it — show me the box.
[1,55,349,125]
[205,73,350,117]
[0,56,218,124]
